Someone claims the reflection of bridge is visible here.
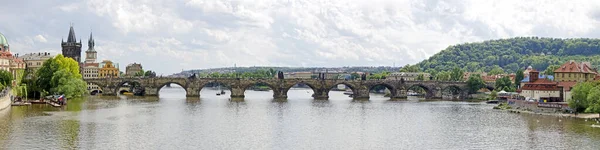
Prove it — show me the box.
[84,77,495,100]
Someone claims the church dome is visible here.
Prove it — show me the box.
[0,32,8,47]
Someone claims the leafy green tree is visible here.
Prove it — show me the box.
[416,74,424,81]
[544,65,560,75]
[34,54,86,98]
[570,82,597,112]
[488,66,504,75]
[489,90,497,100]
[399,64,420,72]
[450,67,464,81]
[466,74,485,94]
[514,69,525,88]
[585,86,600,117]
[435,71,451,81]
[0,70,13,88]
[144,70,156,77]
[495,76,513,92]
[134,70,145,77]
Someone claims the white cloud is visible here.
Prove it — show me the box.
[2,0,600,74]
[34,35,47,43]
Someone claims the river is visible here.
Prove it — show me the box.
[1,86,600,149]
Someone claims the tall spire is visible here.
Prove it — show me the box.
[67,24,77,43]
[88,32,95,51]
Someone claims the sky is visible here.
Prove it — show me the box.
[2,0,600,75]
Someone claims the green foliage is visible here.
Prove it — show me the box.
[416,37,600,73]
[585,86,600,114]
[416,74,424,81]
[435,71,451,81]
[466,74,485,94]
[34,54,87,98]
[350,72,360,80]
[399,64,420,72]
[570,82,599,112]
[450,67,464,81]
[544,65,560,75]
[489,90,497,100]
[515,69,525,88]
[144,70,156,77]
[0,70,13,89]
[488,66,504,75]
[368,71,390,80]
[495,76,514,92]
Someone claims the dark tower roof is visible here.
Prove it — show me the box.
[67,25,77,43]
[88,32,95,51]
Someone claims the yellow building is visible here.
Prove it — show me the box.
[99,60,119,78]
[553,60,597,82]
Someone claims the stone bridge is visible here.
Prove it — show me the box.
[84,77,495,100]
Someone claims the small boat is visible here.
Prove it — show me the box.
[343,89,353,95]
[123,92,134,96]
[216,86,225,96]
[486,100,499,104]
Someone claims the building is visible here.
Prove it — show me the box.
[21,52,54,79]
[553,60,598,82]
[283,72,313,79]
[520,74,554,88]
[387,72,430,81]
[61,25,82,63]
[125,63,143,76]
[0,32,26,83]
[99,60,119,78]
[83,32,99,79]
[523,66,535,77]
[518,70,563,102]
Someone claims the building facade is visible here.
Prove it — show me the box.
[518,70,563,102]
[0,32,26,84]
[125,63,143,76]
[61,25,82,63]
[83,32,99,79]
[21,52,54,79]
[553,60,598,82]
[99,60,119,78]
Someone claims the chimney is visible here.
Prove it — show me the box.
[530,69,539,82]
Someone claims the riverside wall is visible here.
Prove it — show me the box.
[0,89,10,111]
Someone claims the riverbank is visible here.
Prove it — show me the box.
[0,89,11,110]
[494,103,599,119]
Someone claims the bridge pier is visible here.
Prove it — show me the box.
[273,88,288,99]
[312,89,329,100]
[391,89,407,99]
[186,87,200,97]
[145,87,158,96]
[352,88,370,100]
[230,87,245,98]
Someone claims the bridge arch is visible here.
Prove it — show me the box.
[284,81,318,99]
[115,80,145,95]
[242,81,280,99]
[156,81,188,96]
[441,85,462,99]
[327,82,358,99]
[368,83,397,98]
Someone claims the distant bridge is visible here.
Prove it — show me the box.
[84,77,495,100]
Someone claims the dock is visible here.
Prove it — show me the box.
[46,101,62,107]
[11,102,31,106]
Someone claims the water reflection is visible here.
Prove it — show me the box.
[1,87,600,149]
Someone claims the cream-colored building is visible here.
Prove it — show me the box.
[83,33,99,79]
[125,63,143,76]
[518,70,563,102]
[21,52,54,79]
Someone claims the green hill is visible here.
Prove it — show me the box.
[415,37,600,75]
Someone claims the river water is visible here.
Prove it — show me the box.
[1,86,600,149]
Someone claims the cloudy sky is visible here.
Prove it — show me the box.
[1,0,600,75]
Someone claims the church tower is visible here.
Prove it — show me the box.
[85,32,97,63]
[61,25,82,62]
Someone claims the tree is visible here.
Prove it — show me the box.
[489,90,498,100]
[399,64,420,72]
[544,65,560,75]
[0,70,13,89]
[570,82,596,112]
[495,76,513,92]
[416,73,424,81]
[144,70,156,77]
[488,66,504,75]
[34,54,87,98]
[466,74,485,94]
[134,70,145,77]
[514,69,525,88]
[450,67,464,81]
[585,86,600,117]
[435,71,451,81]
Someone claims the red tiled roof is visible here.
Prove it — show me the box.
[555,60,596,74]
[558,81,578,91]
[521,78,559,91]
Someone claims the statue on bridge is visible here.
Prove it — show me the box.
[277,71,284,79]
[188,73,197,80]
[361,73,366,80]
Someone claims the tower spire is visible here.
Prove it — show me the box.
[88,32,95,51]
[67,24,76,43]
